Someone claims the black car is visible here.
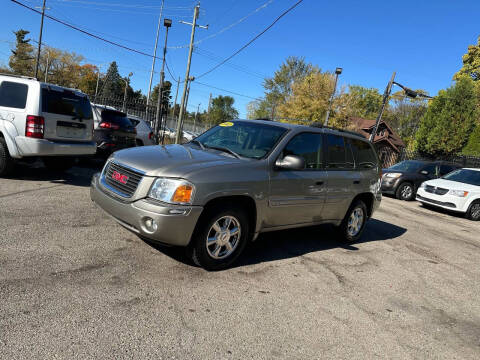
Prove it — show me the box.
[93,107,137,157]
[382,160,460,201]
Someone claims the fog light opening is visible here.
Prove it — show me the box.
[143,217,158,232]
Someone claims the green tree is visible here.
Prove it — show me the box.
[151,81,172,111]
[345,85,383,119]
[9,29,34,76]
[209,95,239,125]
[100,61,123,98]
[246,99,272,119]
[454,36,480,81]
[415,77,478,156]
[462,124,480,155]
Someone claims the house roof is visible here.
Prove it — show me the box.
[350,117,405,149]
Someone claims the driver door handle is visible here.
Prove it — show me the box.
[353,180,361,185]
[315,181,324,186]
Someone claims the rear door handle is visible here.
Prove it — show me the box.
[315,181,324,186]
[353,180,361,185]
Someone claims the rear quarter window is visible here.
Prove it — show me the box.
[350,138,378,169]
[0,81,29,109]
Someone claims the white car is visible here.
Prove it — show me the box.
[182,130,195,142]
[416,168,480,220]
[127,115,155,146]
[0,74,96,175]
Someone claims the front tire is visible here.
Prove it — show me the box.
[396,182,415,201]
[337,200,368,243]
[0,137,14,177]
[466,201,480,221]
[43,157,76,172]
[188,205,250,271]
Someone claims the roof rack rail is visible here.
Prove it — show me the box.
[310,122,364,138]
[0,73,37,81]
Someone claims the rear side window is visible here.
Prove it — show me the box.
[41,88,93,119]
[0,81,28,109]
[128,118,140,126]
[283,132,323,170]
[326,134,354,169]
[350,138,378,169]
[101,110,133,128]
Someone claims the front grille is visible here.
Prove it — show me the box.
[417,195,456,208]
[104,162,143,197]
[425,185,449,195]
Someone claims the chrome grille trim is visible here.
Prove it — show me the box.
[425,185,449,196]
[101,161,145,198]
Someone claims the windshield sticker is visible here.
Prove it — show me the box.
[219,122,234,127]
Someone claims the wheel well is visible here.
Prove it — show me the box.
[352,193,374,217]
[202,195,257,234]
[136,139,143,146]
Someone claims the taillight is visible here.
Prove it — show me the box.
[99,122,120,130]
[148,132,153,140]
[25,115,45,139]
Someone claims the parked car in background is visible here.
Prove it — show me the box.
[92,105,136,157]
[416,168,480,220]
[91,120,382,270]
[381,160,460,201]
[182,130,195,142]
[127,115,154,146]
[0,74,96,176]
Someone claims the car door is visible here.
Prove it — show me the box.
[266,132,327,227]
[322,134,359,221]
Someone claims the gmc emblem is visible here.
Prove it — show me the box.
[112,170,129,184]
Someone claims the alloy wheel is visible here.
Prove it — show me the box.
[347,207,364,237]
[205,215,241,259]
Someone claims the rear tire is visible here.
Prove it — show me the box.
[187,205,250,271]
[396,182,415,201]
[43,157,76,172]
[0,137,14,177]
[337,200,368,243]
[466,200,480,221]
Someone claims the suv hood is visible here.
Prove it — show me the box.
[423,178,480,192]
[111,144,244,177]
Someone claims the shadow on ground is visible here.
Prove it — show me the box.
[5,158,105,187]
[144,218,407,269]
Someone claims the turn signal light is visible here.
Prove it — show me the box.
[25,115,45,139]
[172,185,193,203]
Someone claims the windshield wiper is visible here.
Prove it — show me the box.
[205,145,241,159]
[190,139,205,150]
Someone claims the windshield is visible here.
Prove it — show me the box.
[442,169,480,186]
[194,121,287,159]
[42,88,92,119]
[388,160,425,172]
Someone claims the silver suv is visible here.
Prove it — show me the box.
[91,120,381,270]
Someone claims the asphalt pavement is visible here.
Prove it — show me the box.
[1,163,479,359]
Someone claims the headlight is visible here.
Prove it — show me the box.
[384,172,402,179]
[420,182,427,189]
[149,178,195,205]
[448,189,469,197]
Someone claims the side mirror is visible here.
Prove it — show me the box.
[275,155,305,170]
[420,170,428,175]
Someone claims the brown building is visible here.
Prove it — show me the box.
[350,117,405,167]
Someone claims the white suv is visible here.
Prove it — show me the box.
[0,74,96,175]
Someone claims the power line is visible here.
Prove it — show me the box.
[195,0,304,79]
[11,0,162,59]
[193,80,262,101]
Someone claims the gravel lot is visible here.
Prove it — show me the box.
[1,163,479,359]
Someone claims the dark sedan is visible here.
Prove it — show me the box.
[381,160,460,200]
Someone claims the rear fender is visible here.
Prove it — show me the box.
[0,119,21,158]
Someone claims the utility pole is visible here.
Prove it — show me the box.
[184,77,193,115]
[122,72,133,113]
[370,72,396,142]
[44,49,49,82]
[207,93,212,127]
[94,67,101,102]
[171,76,180,120]
[154,18,172,143]
[324,67,343,126]
[194,103,200,133]
[175,4,208,144]
[146,0,164,107]
[34,0,47,79]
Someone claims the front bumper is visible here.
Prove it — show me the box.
[15,136,96,157]
[90,173,203,246]
[416,188,467,213]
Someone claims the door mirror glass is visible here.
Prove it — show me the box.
[275,155,305,170]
